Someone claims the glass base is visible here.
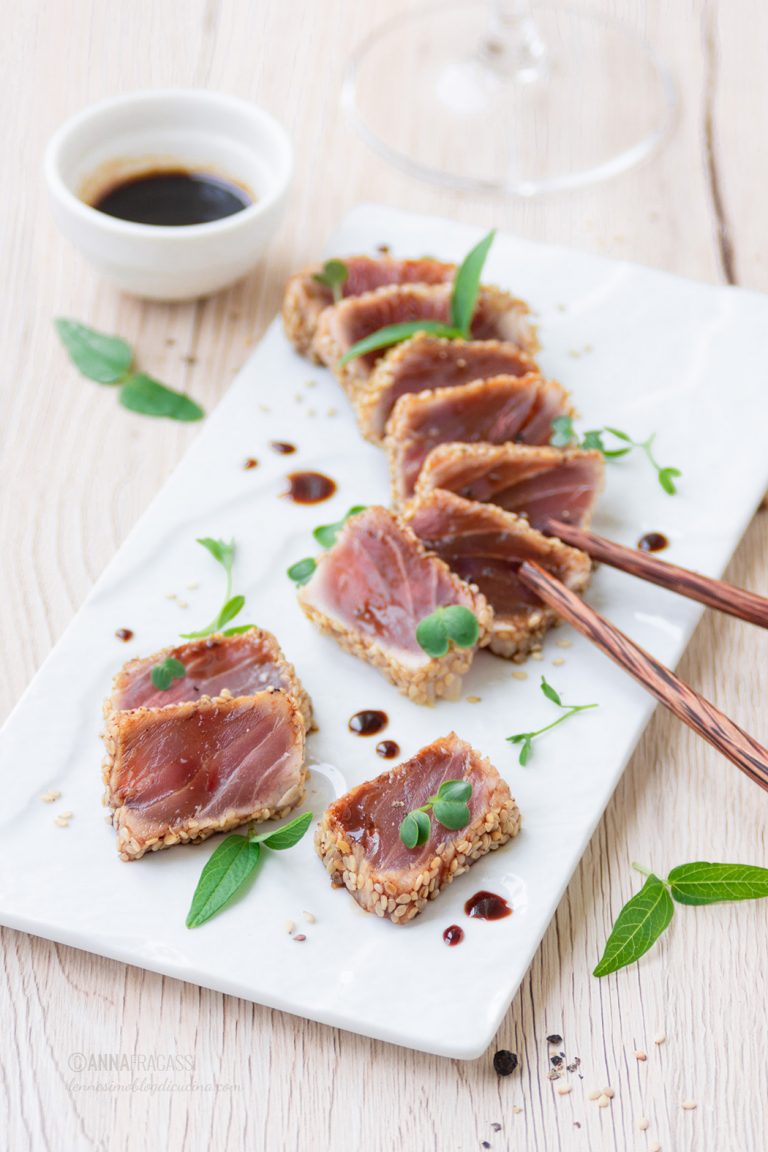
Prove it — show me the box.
[343,1,677,196]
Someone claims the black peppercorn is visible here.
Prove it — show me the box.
[546,1033,563,1045]
[492,1049,518,1077]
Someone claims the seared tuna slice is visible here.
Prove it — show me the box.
[356,334,538,443]
[312,283,538,397]
[282,255,455,357]
[387,374,571,503]
[415,443,604,530]
[404,490,591,659]
[103,691,306,861]
[315,733,521,923]
[105,629,312,732]
[297,506,493,704]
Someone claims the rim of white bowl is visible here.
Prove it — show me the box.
[44,88,293,240]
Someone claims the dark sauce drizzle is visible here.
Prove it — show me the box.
[243,457,259,470]
[638,531,669,553]
[270,441,297,455]
[443,925,464,946]
[115,628,134,642]
[348,710,388,737]
[464,891,513,920]
[375,740,399,759]
[284,471,336,505]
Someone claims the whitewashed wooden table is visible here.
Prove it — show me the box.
[1,2,766,1149]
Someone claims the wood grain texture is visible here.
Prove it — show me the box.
[1,1,767,1149]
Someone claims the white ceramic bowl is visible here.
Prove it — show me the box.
[44,89,293,301]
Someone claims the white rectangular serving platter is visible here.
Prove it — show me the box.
[2,205,768,1059]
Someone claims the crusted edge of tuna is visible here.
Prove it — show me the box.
[385,371,570,504]
[414,441,606,529]
[314,737,522,924]
[281,266,327,360]
[102,628,313,733]
[311,283,539,399]
[296,510,494,705]
[101,690,307,862]
[402,489,592,661]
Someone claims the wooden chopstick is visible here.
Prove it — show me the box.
[518,560,768,793]
[541,517,768,630]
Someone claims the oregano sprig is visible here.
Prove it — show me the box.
[180,537,254,639]
[551,415,681,495]
[55,319,204,422]
[338,230,496,366]
[507,676,598,765]
[416,605,479,658]
[594,861,768,976]
[312,259,348,303]
[186,811,313,928]
[399,780,472,849]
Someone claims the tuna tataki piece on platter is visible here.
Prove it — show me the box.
[312,282,538,396]
[282,255,455,357]
[105,628,313,732]
[315,733,521,923]
[103,690,307,861]
[404,490,591,660]
[387,373,572,503]
[415,443,605,530]
[355,334,538,443]
[296,506,493,704]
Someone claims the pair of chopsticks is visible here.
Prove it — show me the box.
[517,517,768,793]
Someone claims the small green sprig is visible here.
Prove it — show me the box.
[181,537,254,639]
[55,319,204,422]
[186,811,313,928]
[338,230,496,366]
[150,657,186,690]
[594,861,768,976]
[312,259,348,303]
[416,605,479,658]
[399,780,472,849]
[287,557,316,586]
[507,676,598,765]
[551,415,681,495]
[312,505,366,548]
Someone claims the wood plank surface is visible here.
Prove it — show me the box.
[1,2,766,1149]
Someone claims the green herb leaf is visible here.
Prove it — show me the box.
[221,624,256,636]
[658,467,682,495]
[338,320,462,367]
[550,414,575,447]
[215,595,246,629]
[667,862,768,905]
[400,809,431,849]
[119,373,204,422]
[253,811,313,851]
[593,874,674,977]
[150,657,186,691]
[450,230,495,336]
[313,506,367,549]
[603,427,633,442]
[433,798,471,830]
[54,318,133,383]
[437,779,472,803]
[518,738,533,766]
[416,605,479,658]
[186,836,261,928]
[287,557,317,586]
[197,537,235,574]
[312,259,348,303]
[539,676,562,706]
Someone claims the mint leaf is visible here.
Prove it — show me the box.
[186,836,261,928]
[119,372,204,422]
[338,320,462,367]
[668,862,768,905]
[450,230,495,336]
[54,318,133,383]
[253,811,313,851]
[287,557,317,586]
[593,874,674,977]
[150,657,186,691]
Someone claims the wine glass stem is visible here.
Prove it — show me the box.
[484,0,548,81]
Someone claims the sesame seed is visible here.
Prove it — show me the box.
[40,790,61,803]
[187,581,199,590]
[177,600,189,610]
[635,1050,647,1061]
[556,638,572,649]
[53,815,71,828]
[165,592,177,600]
[465,695,482,704]
[654,1032,666,1045]
[531,651,544,662]
[638,1118,649,1131]
[551,658,565,667]
[258,404,271,414]
[649,1143,661,1152]
[602,1087,615,1099]
[597,1094,610,1108]
[512,1106,523,1115]
[512,670,528,681]
[557,1084,572,1096]
[303,910,316,924]
[305,379,317,388]
[285,919,295,934]
[681,1100,697,1111]
[588,1090,601,1101]
[327,408,337,417]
